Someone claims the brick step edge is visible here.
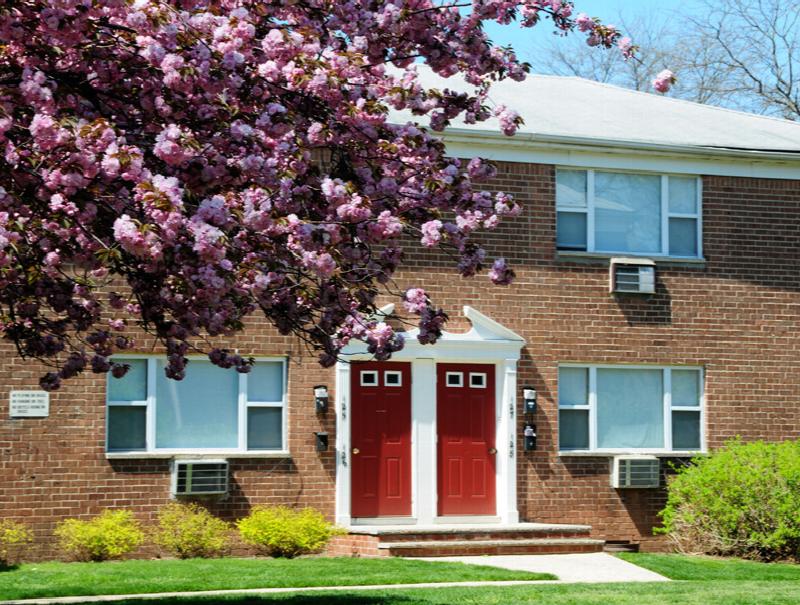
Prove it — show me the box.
[381,539,605,557]
[376,531,591,543]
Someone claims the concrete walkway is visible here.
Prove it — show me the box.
[422,552,670,583]
[1,553,668,605]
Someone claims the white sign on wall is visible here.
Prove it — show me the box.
[9,391,50,418]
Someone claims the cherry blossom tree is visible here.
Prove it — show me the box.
[0,1,645,389]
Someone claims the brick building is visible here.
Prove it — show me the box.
[3,73,800,559]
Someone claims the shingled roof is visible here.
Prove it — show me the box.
[389,67,800,157]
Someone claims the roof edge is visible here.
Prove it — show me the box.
[440,128,800,164]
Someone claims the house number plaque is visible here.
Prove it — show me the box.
[9,391,50,418]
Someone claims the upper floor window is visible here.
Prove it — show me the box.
[556,169,702,258]
[106,357,287,454]
[558,365,704,453]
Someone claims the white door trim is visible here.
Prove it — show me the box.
[335,306,524,526]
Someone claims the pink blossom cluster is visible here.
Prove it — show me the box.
[0,0,638,388]
[494,105,522,137]
[653,69,677,94]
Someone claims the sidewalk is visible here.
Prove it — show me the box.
[421,552,670,583]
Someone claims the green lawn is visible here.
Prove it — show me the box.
[97,554,800,605]
[0,557,553,601]
[4,553,800,605]
[618,553,800,581]
[105,581,800,605]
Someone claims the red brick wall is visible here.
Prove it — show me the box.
[2,161,799,559]
[392,164,800,550]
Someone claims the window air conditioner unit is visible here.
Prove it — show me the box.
[171,460,229,496]
[610,257,656,294]
[611,455,660,489]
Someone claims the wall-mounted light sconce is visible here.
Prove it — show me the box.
[315,432,329,452]
[524,424,537,451]
[314,385,329,413]
[523,386,537,414]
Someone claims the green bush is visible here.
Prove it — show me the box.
[0,520,33,567]
[657,438,800,561]
[154,502,231,559]
[237,506,344,558]
[55,510,145,562]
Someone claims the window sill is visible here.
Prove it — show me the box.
[106,451,291,460]
[558,450,705,458]
[556,250,707,268]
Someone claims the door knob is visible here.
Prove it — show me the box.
[488,447,497,455]
[352,448,360,455]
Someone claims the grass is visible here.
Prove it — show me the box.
[95,555,800,605]
[104,581,800,605]
[618,553,800,581]
[0,557,553,601]
[4,553,799,604]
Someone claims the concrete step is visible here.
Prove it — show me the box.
[604,540,640,553]
[379,538,606,557]
[349,522,592,540]
[375,530,591,543]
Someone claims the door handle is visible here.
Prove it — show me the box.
[488,447,497,455]
[352,448,360,455]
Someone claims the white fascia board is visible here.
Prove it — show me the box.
[370,303,395,321]
[340,306,524,361]
[440,129,800,180]
[341,337,523,362]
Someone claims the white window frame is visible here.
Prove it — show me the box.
[557,364,705,455]
[469,372,487,388]
[360,370,379,386]
[106,355,288,455]
[556,168,703,259]
[445,371,464,387]
[384,370,402,387]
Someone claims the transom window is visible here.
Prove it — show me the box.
[556,169,702,258]
[107,357,287,453]
[558,365,703,453]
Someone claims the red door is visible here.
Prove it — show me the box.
[351,362,412,517]
[437,363,496,516]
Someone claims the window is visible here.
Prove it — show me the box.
[556,169,702,258]
[360,370,378,386]
[446,372,463,387]
[384,371,402,386]
[107,357,287,453]
[469,373,487,388]
[558,365,703,453]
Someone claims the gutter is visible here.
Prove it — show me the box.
[439,127,800,165]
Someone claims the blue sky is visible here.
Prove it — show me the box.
[482,0,701,60]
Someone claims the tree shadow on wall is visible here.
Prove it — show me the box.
[108,457,306,518]
[114,595,421,605]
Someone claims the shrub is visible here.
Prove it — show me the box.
[55,510,145,562]
[0,520,33,567]
[237,506,344,558]
[657,438,800,561]
[153,502,231,559]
